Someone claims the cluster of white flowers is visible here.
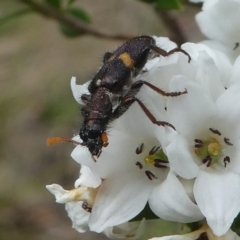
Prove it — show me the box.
[47,0,240,239]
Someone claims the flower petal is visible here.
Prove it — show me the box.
[196,0,240,48]
[216,83,240,139]
[194,51,225,100]
[70,76,90,104]
[230,55,240,85]
[194,170,240,236]
[46,184,67,200]
[75,165,101,188]
[65,201,90,233]
[71,145,96,169]
[154,126,178,150]
[46,184,90,233]
[103,219,146,240]
[149,172,203,223]
[89,171,153,232]
[167,78,215,135]
[166,134,199,179]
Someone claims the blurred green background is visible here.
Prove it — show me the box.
[0,1,203,239]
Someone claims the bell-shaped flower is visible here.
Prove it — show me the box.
[164,76,240,236]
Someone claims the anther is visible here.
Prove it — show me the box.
[82,202,92,213]
[136,161,143,169]
[195,143,203,148]
[195,139,204,148]
[149,146,160,155]
[145,171,157,180]
[135,143,144,154]
[223,156,230,168]
[154,162,168,168]
[154,159,167,163]
[202,155,212,167]
[234,42,239,50]
[209,128,221,136]
[224,137,233,146]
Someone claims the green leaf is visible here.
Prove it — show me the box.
[155,0,182,10]
[45,0,61,9]
[59,22,84,37]
[58,7,90,37]
[66,7,91,24]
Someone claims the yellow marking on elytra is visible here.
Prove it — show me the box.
[118,52,135,69]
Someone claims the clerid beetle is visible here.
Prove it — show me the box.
[48,36,190,160]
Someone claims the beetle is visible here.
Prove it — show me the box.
[47,36,190,159]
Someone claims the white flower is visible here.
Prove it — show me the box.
[46,182,146,238]
[46,165,100,233]
[164,77,240,236]
[71,126,203,232]
[195,0,240,51]
[46,183,95,233]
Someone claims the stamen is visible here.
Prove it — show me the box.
[202,155,212,167]
[154,158,168,163]
[195,143,203,148]
[194,139,204,149]
[145,170,157,180]
[234,42,239,50]
[154,162,168,168]
[149,146,160,155]
[136,161,143,169]
[224,137,233,146]
[82,202,92,213]
[135,143,144,154]
[223,156,230,168]
[209,128,221,136]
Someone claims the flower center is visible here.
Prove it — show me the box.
[144,155,155,166]
[208,142,220,156]
[194,128,233,168]
[135,144,169,180]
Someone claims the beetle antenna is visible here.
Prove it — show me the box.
[46,137,83,146]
